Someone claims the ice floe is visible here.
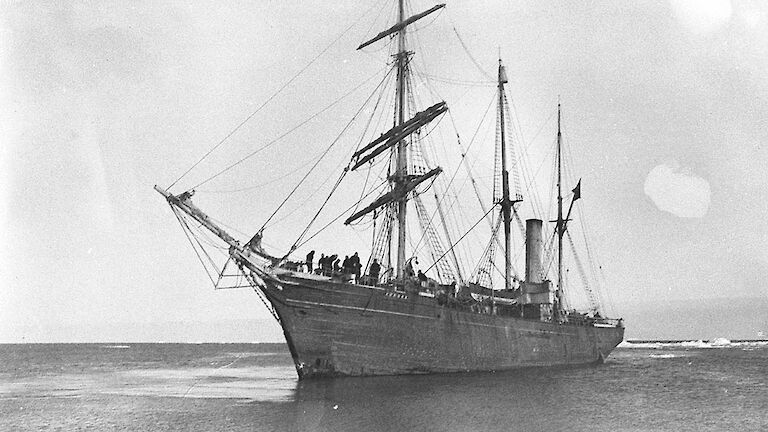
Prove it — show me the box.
[618,339,768,349]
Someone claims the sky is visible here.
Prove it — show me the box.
[1,0,767,342]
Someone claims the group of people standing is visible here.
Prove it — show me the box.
[303,248,412,287]
[305,250,363,279]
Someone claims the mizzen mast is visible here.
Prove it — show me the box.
[555,104,569,316]
[554,104,582,315]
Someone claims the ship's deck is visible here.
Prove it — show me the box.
[274,267,623,329]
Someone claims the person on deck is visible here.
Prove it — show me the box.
[405,257,418,278]
[351,252,361,279]
[418,270,427,283]
[369,259,381,285]
[324,254,335,275]
[318,254,326,274]
[306,250,315,273]
[342,255,351,274]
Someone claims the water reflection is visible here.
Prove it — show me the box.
[277,368,596,432]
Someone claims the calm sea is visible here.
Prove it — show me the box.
[1,341,766,431]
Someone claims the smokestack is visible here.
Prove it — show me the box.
[525,219,543,283]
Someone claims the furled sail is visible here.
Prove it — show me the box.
[351,101,447,170]
[345,167,442,224]
[357,4,446,50]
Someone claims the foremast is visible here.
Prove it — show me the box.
[351,1,447,282]
[394,0,409,280]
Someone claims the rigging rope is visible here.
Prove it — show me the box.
[421,102,496,277]
[413,194,455,283]
[197,148,328,194]
[192,66,389,190]
[410,94,495,255]
[423,204,497,275]
[415,121,494,273]
[264,133,378,237]
[350,69,395,215]
[450,26,493,81]
[358,0,398,56]
[566,230,600,312]
[168,4,379,190]
[294,179,390,250]
[401,78,464,282]
[514,101,557,221]
[564,127,617,315]
[171,206,218,287]
[261,66,396,234]
[415,72,495,87]
[470,215,502,287]
[365,204,396,279]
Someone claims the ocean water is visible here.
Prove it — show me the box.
[1,341,766,431]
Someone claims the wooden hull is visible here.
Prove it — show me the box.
[262,273,624,379]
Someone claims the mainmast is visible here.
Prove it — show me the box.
[395,0,408,280]
[498,60,513,292]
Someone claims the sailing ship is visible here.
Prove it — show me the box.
[156,1,624,379]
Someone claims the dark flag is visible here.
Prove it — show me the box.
[572,179,581,201]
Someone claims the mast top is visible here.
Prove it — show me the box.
[498,59,508,84]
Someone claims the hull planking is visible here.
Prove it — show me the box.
[262,272,624,379]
